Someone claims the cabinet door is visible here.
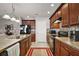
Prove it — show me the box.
[28,36,31,49]
[55,39,61,56]
[30,20,35,29]
[60,47,70,56]
[69,3,79,25]
[57,10,61,18]
[70,47,79,56]
[31,34,35,42]
[20,39,26,56]
[50,15,56,29]
[62,4,69,27]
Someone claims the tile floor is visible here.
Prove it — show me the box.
[26,42,53,56]
[31,42,49,48]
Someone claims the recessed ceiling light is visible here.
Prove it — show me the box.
[48,11,50,14]
[50,4,54,7]
[27,16,29,18]
[11,17,16,21]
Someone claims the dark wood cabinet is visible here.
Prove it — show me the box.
[50,15,56,29]
[31,34,35,42]
[60,42,70,56]
[55,39,79,56]
[22,20,35,29]
[61,4,69,27]
[20,39,26,56]
[60,47,69,56]
[69,47,79,56]
[50,13,60,29]
[20,36,31,56]
[47,34,53,54]
[55,39,70,56]
[69,3,79,25]
[50,3,79,28]
[55,39,61,56]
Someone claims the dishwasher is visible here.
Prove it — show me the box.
[6,43,20,56]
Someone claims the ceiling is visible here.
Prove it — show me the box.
[0,3,61,19]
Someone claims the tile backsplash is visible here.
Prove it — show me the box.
[0,18,21,37]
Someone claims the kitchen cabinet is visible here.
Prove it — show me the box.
[22,20,35,29]
[60,42,70,56]
[69,3,79,25]
[57,10,62,19]
[20,36,31,56]
[55,39,61,56]
[50,15,56,29]
[47,34,54,54]
[60,47,69,56]
[30,20,36,29]
[61,4,69,27]
[50,14,60,29]
[31,34,36,42]
[55,38,79,56]
[69,46,79,56]
[55,39,70,56]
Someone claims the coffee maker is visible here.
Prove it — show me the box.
[5,24,13,35]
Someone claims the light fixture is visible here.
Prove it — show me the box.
[48,11,50,14]
[11,17,16,21]
[15,20,20,23]
[2,14,11,19]
[50,4,54,7]
[27,16,29,18]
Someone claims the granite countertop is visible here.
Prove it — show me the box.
[55,37,79,50]
[0,33,32,53]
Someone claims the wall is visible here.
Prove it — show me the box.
[0,18,21,36]
[35,16,49,43]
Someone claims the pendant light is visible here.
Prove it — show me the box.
[10,3,20,23]
[2,14,11,19]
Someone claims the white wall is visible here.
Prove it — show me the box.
[35,16,49,43]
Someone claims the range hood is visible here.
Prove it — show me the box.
[53,17,62,23]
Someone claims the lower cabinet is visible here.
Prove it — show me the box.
[20,36,31,56]
[47,34,54,54]
[31,34,35,42]
[69,47,79,56]
[55,39,79,56]
[55,39,61,56]
[60,47,70,56]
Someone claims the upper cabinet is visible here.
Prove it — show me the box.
[50,3,79,28]
[61,4,69,27]
[50,15,56,29]
[50,13,60,29]
[57,9,62,19]
[69,3,79,25]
